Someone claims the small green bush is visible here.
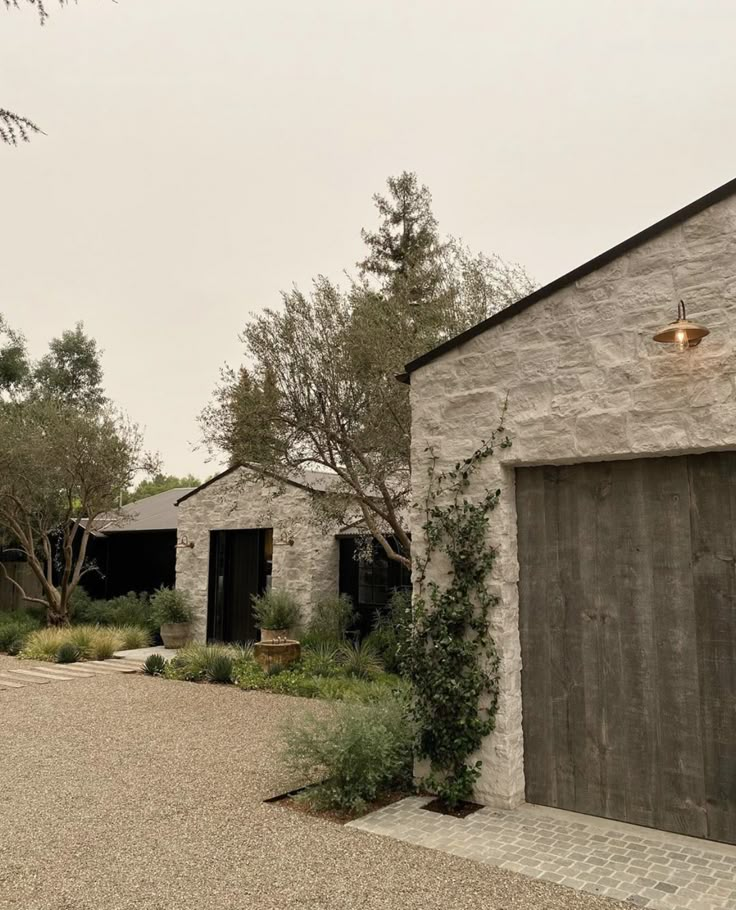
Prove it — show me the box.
[56,642,81,664]
[232,658,268,690]
[304,594,356,643]
[367,590,412,675]
[251,590,302,631]
[168,643,238,681]
[0,610,40,653]
[71,589,156,631]
[337,639,384,680]
[151,587,193,626]
[283,694,415,813]
[110,625,151,651]
[301,641,341,677]
[20,627,66,661]
[144,653,167,676]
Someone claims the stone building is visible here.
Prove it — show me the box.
[175,466,410,643]
[404,177,736,846]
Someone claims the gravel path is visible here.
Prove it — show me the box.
[0,655,625,910]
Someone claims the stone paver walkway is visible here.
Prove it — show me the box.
[0,656,143,690]
[348,797,736,910]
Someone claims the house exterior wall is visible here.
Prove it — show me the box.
[175,468,339,641]
[409,192,736,808]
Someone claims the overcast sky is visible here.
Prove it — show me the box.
[2,0,734,477]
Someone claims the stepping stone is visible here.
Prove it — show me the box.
[30,665,95,679]
[82,660,139,673]
[0,675,25,688]
[11,667,77,682]
[2,669,52,683]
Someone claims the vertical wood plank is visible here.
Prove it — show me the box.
[688,452,736,844]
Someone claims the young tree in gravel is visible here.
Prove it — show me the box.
[202,172,534,569]
[0,400,145,625]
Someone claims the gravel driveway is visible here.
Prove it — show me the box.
[0,655,624,910]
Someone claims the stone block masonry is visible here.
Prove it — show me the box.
[409,192,736,807]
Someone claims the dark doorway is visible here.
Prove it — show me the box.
[207,529,272,643]
[338,537,411,638]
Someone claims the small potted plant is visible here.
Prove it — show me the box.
[151,586,194,649]
[251,590,302,641]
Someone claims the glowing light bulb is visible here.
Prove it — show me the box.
[674,328,689,352]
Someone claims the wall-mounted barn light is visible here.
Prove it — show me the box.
[653,300,710,352]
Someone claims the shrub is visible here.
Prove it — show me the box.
[301,641,341,677]
[304,594,357,643]
[0,610,40,653]
[22,625,125,662]
[56,642,81,664]
[251,590,302,631]
[67,626,96,659]
[151,587,193,626]
[21,627,66,661]
[144,653,167,676]
[232,658,268,691]
[205,652,234,684]
[366,590,412,675]
[90,627,119,660]
[337,639,384,680]
[110,625,151,651]
[71,590,156,631]
[282,694,415,813]
[168,643,238,681]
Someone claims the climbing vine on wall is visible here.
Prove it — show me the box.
[405,419,510,806]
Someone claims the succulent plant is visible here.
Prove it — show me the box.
[143,653,167,676]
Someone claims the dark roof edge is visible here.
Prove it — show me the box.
[403,174,736,377]
[174,464,241,505]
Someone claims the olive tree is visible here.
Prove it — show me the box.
[202,173,534,569]
[0,399,144,625]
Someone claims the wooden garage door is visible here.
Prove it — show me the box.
[517,453,736,844]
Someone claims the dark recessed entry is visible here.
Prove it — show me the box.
[207,529,273,643]
[339,537,411,638]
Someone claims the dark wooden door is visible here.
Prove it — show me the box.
[517,453,736,844]
[207,530,268,643]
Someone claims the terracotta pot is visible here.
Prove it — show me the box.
[159,622,192,649]
[260,628,289,642]
[254,640,301,672]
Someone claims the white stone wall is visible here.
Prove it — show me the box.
[175,468,339,641]
[410,193,736,807]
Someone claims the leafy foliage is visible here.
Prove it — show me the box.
[337,639,384,680]
[283,694,415,813]
[123,473,201,505]
[166,643,242,682]
[201,173,533,568]
[150,587,193,626]
[365,589,412,674]
[70,590,157,632]
[31,323,106,410]
[0,318,149,626]
[251,590,302,631]
[303,594,356,644]
[406,425,510,806]
[0,609,40,653]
